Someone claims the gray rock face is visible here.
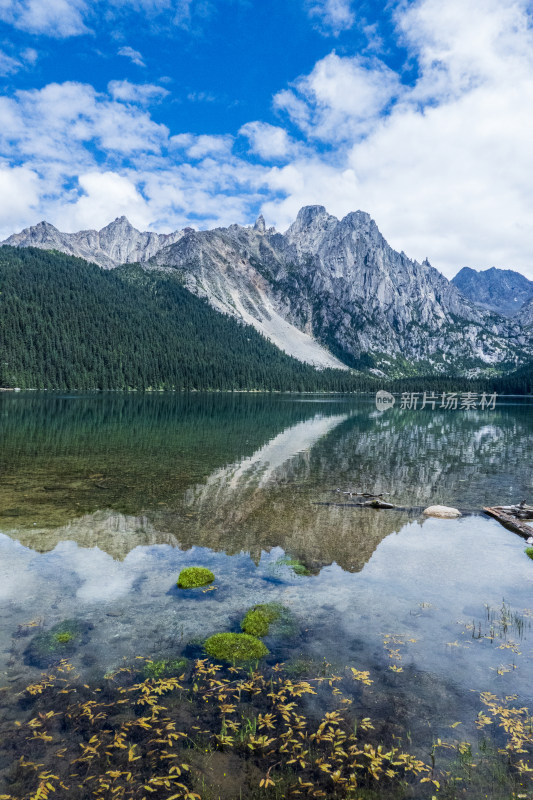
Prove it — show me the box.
[517,296,533,328]
[452,266,533,317]
[2,216,185,269]
[147,225,348,369]
[274,207,512,371]
[3,208,533,374]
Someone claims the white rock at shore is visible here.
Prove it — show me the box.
[423,505,462,518]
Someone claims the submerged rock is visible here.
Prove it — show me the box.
[423,505,462,518]
[25,619,93,668]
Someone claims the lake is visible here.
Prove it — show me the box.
[1,392,533,799]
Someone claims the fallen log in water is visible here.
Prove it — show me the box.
[483,506,533,539]
[315,502,424,513]
[325,498,395,509]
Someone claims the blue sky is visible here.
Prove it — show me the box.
[1,0,533,277]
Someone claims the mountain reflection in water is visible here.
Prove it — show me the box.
[1,393,533,571]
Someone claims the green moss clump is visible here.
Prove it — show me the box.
[241,604,284,637]
[143,658,187,679]
[525,547,533,561]
[204,633,269,662]
[177,567,215,589]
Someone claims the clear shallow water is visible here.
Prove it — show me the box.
[1,392,533,753]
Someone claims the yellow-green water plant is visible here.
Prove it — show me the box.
[526,547,533,561]
[177,566,215,589]
[54,632,73,644]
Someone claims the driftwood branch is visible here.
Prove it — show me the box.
[488,502,533,519]
[315,501,416,512]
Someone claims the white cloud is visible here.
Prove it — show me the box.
[306,0,355,35]
[118,46,145,67]
[108,80,169,104]
[0,0,90,36]
[64,170,152,231]
[21,47,38,64]
[170,132,233,159]
[274,52,400,143]
[239,121,296,160]
[0,44,37,77]
[0,78,264,238]
[186,90,216,103]
[396,0,533,102]
[0,165,40,231]
[0,0,214,36]
[0,81,171,236]
[0,49,21,75]
[186,135,232,159]
[0,81,170,170]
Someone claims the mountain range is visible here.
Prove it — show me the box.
[452,266,533,317]
[3,207,533,377]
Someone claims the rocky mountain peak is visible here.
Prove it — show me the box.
[35,220,60,232]
[292,205,330,228]
[253,215,266,233]
[1,216,185,269]
[339,210,373,229]
[104,215,136,231]
[285,205,338,254]
[452,265,533,317]
[98,216,139,243]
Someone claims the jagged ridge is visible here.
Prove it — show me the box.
[3,207,533,375]
[2,217,185,270]
[452,266,533,317]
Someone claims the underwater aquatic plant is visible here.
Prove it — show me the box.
[177,566,215,589]
[143,657,187,679]
[54,632,73,644]
[526,547,533,561]
[204,632,269,662]
[240,604,284,637]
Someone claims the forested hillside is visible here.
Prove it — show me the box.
[0,247,374,392]
[492,360,533,394]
